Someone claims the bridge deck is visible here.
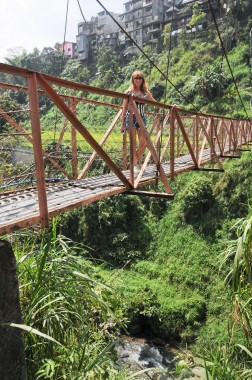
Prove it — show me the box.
[0,151,212,235]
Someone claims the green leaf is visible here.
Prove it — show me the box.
[1,323,63,347]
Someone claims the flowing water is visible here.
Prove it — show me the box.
[115,336,176,378]
[115,336,207,379]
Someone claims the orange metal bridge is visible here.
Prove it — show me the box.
[0,63,251,236]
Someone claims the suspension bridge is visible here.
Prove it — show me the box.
[0,62,251,236]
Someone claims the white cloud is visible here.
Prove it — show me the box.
[0,0,125,62]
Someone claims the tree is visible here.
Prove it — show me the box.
[40,47,63,76]
[6,48,41,72]
[61,59,90,83]
[60,195,151,265]
[0,91,27,131]
[221,0,252,21]
[188,62,229,100]
[187,3,206,30]
[5,47,65,76]
[96,46,120,88]
[150,82,165,101]
[163,24,172,48]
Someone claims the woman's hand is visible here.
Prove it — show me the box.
[120,124,125,133]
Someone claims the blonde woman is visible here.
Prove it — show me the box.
[120,70,156,133]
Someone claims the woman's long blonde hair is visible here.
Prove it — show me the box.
[129,70,148,92]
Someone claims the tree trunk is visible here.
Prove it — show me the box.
[0,240,27,380]
[250,27,252,111]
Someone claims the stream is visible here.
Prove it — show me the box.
[115,335,207,379]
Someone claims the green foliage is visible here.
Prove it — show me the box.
[195,184,252,378]
[3,139,251,377]
[214,152,252,219]
[150,82,166,101]
[0,91,27,130]
[203,344,238,380]
[187,3,206,29]
[60,195,152,266]
[223,0,252,22]
[185,62,229,101]
[115,267,205,340]
[175,173,215,223]
[15,220,125,379]
[61,59,91,83]
[163,24,172,48]
[6,47,64,76]
[96,46,121,89]
[221,211,252,337]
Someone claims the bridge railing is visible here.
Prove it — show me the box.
[0,63,251,226]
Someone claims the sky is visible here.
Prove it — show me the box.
[0,0,125,62]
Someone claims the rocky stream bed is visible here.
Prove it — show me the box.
[115,335,208,379]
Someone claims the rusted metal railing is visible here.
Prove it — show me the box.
[0,62,251,232]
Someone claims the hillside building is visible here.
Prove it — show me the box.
[59,41,77,58]
[76,11,121,61]
[119,0,165,57]
[76,0,224,62]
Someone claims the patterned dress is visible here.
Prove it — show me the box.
[124,90,147,129]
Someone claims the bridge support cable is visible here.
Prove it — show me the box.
[207,0,250,120]
[155,0,176,188]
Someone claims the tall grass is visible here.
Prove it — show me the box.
[14,219,126,379]
[202,212,252,379]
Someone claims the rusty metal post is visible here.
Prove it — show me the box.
[0,240,27,380]
[210,116,215,165]
[232,119,237,152]
[195,116,199,165]
[170,106,175,180]
[27,73,49,228]
[70,98,78,178]
[122,132,128,170]
[228,119,232,152]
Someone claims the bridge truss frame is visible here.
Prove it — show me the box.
[0,63,251,234]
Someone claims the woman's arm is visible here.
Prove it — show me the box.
[146,90,156,102]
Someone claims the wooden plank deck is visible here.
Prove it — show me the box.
[0,148,228,235]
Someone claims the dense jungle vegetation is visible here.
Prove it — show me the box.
[1,0,252,378]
